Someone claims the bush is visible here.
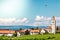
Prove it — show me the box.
[13,32,17,37]
[45,30,48,34]
[25,30,30,35]
[1,34,5,37]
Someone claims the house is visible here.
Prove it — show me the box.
[20,29,26,35]
[40,29,45,34]
[16,29,26,35]
[17,32,21,37]
[47,25,52,33]
[0,29,15,36]
[30,29,40,35]
[56,26,60,32]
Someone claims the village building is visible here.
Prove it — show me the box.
[47,16,56,34]
[56,26,60,32]
[0,29,15,36]
[47,25,52,33]
[16,29,26,35]
[30,29,40,35]
[40,29,45,35]
[17,32,21,37]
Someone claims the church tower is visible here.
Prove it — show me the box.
[51,16,56,34]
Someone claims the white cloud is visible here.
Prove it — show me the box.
[33,21,50,26]
[0,16,60,26]
[55,17,60,21]
[21,17,28,23]
[33,16,51,26]
[47,17,51,21]
[35,16,51,21]
[0,17,28,25]
[35,16,44,21]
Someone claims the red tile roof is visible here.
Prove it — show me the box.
[48,26,52,30]
[16,29,26,33]
[20,30,26,33]
[0,30,15,34]
[30,30,40,33]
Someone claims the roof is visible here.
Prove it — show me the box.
[16,29,26,33]
[20,30,26,33]
[0,30,15,34]
[41,29,45,33]
[48,26,52,30]
[30,29,40,33]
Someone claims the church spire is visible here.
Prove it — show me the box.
[52,16,55,20]
[51,16,56,34]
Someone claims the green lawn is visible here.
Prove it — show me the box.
[0,33,60,40]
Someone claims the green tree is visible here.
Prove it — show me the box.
[30,28,34,30]
[35,27,39,30]
[20,28,23,30]
[45,30,48,34]
[13,32,17,37]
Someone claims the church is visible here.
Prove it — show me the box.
[48,16,56,34]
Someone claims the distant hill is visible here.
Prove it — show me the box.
[0,25,48,30]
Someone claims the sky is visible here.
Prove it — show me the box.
[0,0,60,26]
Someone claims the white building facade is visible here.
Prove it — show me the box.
[51,16,56,34]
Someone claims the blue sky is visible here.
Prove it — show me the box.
[0,0,60,26]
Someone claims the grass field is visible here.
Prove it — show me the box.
[0,33,60,40]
